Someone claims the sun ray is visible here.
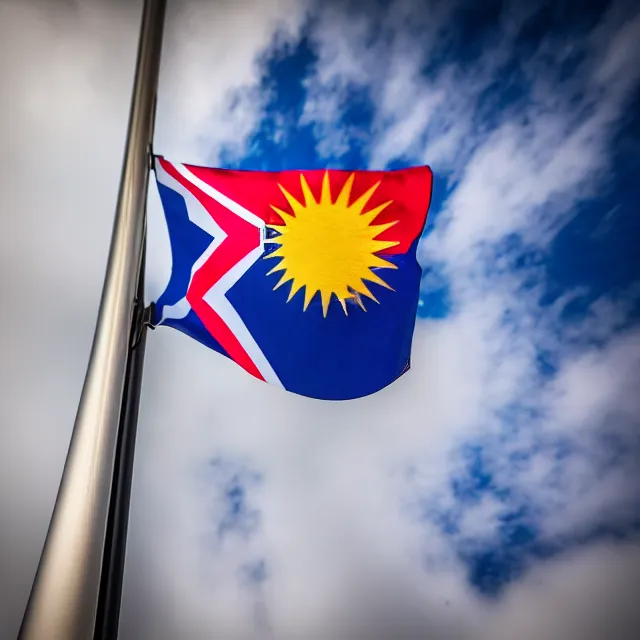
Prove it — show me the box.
[321,171,332,205]
[278,184,304,215]
[270,204,293,220]
[321,290,332,317]
[368,254,398,269]
[372,239,400,252]
[351,292,367,311]
[365,270,395,291]
[303,287,316,311]
[369,219,399,236]
[335,174,354,207]
[349,180,381,215]
[299,174,316,208]
[287,279,305,302]
[264,248,284,261]
[360,201,393,225]
[266,261,286,276]
[350,278,378,303]
[273,271,293,290]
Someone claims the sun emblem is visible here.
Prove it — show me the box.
[265,171,399,317]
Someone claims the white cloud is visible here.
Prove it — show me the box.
[551,329,640,431]
[483,542,640,640]
[154,0,307,163]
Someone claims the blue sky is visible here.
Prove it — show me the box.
[1,0,640,638]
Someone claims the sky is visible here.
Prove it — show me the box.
[1,0,639,638]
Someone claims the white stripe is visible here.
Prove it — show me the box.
[155,158,225,242]
[156,159,281,387]
[202,244,282,386]
[173,162,266,237]
[154,158,226,324]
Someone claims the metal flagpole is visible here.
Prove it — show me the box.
[18,0,166,638]
[93,249,154,640]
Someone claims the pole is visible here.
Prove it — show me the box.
[93,251,152,640]
[18,1,166,638]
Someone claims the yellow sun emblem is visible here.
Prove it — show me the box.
[265,171,399,317]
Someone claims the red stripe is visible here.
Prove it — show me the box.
[159,158,264,381]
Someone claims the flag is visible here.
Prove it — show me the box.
[152,157,433,400]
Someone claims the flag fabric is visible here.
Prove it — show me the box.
[152,157,433,400]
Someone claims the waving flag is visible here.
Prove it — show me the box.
[152,157,432,400]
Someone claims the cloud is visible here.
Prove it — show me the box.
[483,541,640,640]
[154,0,307,163]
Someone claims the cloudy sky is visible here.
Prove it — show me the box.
[1,0,640,638]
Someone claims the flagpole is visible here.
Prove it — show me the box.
[18,0,166,638]
[93,249,153,640]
